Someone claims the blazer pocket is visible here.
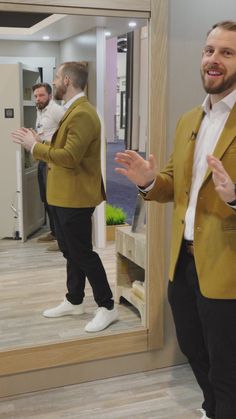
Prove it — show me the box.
[222,214,236,230]
[223,225,236,231]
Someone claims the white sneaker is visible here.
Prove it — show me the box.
[43,298,84,318]
[85,306,119,332]
[197,408,211,419]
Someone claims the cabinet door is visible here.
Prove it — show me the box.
[21,65,45,240]
[0,64,22,239]
[0,63,44,240]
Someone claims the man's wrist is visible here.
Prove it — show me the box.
[227,183,236,205]
[138,179,155,192]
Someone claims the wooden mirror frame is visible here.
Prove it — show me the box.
[0,0,167,379]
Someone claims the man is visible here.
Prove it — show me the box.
[12,61,118,333]
[115,21,236,419]
[33,82,65,250]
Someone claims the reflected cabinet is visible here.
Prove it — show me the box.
[0,63,44,241]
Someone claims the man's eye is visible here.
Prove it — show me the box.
[205,49,213,55]
[224,50,233,57]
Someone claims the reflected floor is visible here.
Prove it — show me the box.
[0,231,143,350]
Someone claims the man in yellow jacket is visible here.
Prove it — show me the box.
[12,61,118,333]
[115,21,236,419]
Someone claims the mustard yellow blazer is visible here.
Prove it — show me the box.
[33,96,106,208]
[145,105,236,299]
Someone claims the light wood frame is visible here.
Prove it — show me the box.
[0,0,167,377]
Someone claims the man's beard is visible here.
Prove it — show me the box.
[36,98,50,110]
[201,68,236,94]
[54,84,66,101]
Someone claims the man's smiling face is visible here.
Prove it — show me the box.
[201,27,236,101]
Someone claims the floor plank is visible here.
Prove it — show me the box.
[0,230,143,350]
[0,364,203,418]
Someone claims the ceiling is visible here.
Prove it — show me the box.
[0,12,147,42]
[0,12,51,28]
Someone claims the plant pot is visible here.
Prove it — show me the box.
[106,224,128,241]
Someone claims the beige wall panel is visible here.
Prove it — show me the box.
[0,331,147,376]
[0,0,151,12]
[0,349,186,398]
[146,0,168,349]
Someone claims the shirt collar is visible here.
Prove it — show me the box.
[64,92,85,110]
[202,89,236,114]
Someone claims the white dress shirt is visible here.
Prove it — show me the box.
[63,92,85,110]
[141,90,236,240]
[184,90,236,240]
[35,100,65,142]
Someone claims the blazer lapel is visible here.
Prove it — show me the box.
[184,107,205,189]
[203,103,236,183]
[51,96,88,144]
[59,96,88,126]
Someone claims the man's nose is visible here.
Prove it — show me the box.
[208,51,220,62]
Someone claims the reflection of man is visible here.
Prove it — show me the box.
[12,62,118,333]
[115,21,236,419]
[33,83,65,250]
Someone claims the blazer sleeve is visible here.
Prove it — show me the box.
[144,154,174,203]
[33,111,96,169]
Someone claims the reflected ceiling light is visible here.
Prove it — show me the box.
[42,35,50,40]
[105,31,111,37]
[128,21,137,28]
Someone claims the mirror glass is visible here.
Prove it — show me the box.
[0,11,148,351]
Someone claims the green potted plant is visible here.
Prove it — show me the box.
[106,203,127,241]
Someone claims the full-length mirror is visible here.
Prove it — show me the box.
[0,10,148,351]
[0,1,167,391]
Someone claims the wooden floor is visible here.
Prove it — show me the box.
[0,364,203,418]
[0,230,143,350]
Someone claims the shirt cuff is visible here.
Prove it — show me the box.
[30,142,37,154]
[138,179,156,193]
[227,202,236,209]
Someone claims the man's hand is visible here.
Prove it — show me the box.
[115,150,157,188]
[207,155,235,203]
[11,127,38,152]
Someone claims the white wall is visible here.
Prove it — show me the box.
[59,29,97,106]
[105,36,117,142]
[168,0,236,154]
[60,28,106,248]
[116,52,126,141]
[0,40,60,84]
[138,26,148,152]
[0,40,60,58]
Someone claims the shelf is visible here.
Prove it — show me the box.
[23,100,35,107]
[115,226,146,325]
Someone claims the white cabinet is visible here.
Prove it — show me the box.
[0,63,44,241]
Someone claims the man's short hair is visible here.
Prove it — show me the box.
[32,82,52,95]
[60,61,88,91]
[208,20,236,36]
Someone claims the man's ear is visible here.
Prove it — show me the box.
[64,75,70,86]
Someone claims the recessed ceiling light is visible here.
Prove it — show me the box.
[42,35,50,40]
[105,31,111,37]
[128,21,137,28]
